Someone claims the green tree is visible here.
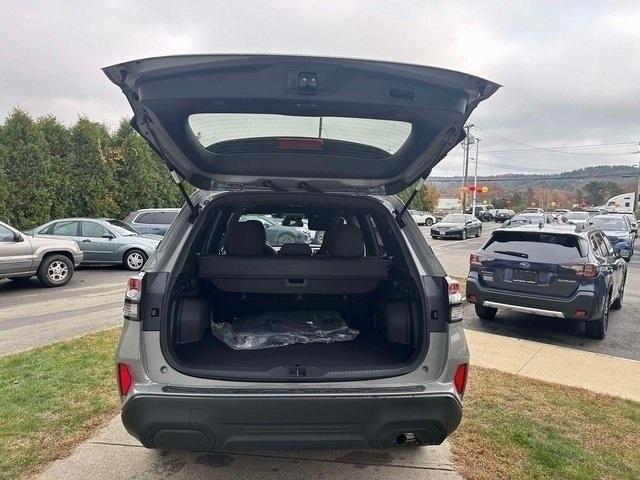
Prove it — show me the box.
[67,117,117,218]
[582,181,623,206]
[0,109,54,229]
[37,115,75,219]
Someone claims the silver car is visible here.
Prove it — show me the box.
[30,218,160,271]
[105,54,497,450]
[0,221,83,287]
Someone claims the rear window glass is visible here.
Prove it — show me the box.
[156,211,178,225]
[188,114,412,154]
[589,217,627,230]
[483,231,586,262]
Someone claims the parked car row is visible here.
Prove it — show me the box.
[1,208,184,288]
[467,221,631,339]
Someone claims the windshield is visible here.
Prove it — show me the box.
[105,219,140,235]
[442,214,466,223]
[590,217,627,230]
[565,212,589,220]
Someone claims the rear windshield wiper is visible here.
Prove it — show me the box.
[493,250,529,259]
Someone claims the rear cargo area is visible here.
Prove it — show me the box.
[162,193,428,381]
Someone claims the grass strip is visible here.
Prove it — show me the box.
[452,366,640,480]
[0,328,121,480]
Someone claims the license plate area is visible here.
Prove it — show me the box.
[512,269,537,284]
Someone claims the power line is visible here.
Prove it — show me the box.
[475,127,640,157]
[430,170,639,183]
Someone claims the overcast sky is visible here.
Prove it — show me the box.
[2,0,639,176]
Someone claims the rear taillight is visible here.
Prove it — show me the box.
[446,276,464,322]
[124,273,144,320]
[117,363,133,396]
[470,253,484,268]
[453,363,469,398]
[563,263,599,278]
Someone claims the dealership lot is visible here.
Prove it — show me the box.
[1,221,638,360]
[2,219,639,480]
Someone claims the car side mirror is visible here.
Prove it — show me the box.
[619,249,631,261]
[13,232,24,242]
[466,220,473,224]
[102,234,115,240]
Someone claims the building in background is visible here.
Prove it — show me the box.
[436,197,462,215]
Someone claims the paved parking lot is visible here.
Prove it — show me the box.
[2,221,638,361]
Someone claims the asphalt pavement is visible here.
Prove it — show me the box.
[0,267,129,354]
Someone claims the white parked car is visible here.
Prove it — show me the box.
[409,210,436,226]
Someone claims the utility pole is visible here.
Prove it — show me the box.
[461,124,474,212]
[472,138,481,213]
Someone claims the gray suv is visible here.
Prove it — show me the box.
[0,221,83,287]
[105,54,497,450]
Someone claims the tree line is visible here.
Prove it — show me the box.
[0,109,185,230]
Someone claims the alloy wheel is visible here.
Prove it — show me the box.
[47,260,69,282]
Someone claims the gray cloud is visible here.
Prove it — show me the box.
[1,0,638,175]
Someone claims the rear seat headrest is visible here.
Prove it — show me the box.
[279,243,312,256]
[328,224,365,257]
[224,221,266,256]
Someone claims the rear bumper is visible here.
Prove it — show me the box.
[466,276,602,321]
[431,229,464,238]
[121,392,462,450]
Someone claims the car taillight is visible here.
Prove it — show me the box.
[453,363,468,398]
[447,277,460,295]
[470,253,484,268]
[563,263,599,278]
[446,276,464,322]
[124,273,144,320]
[117,363,133,396]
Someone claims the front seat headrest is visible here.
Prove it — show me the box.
[279,243,312,256]
[224,221,266,256]
[328,224,365,257]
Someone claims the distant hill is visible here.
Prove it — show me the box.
[430,165,637,196]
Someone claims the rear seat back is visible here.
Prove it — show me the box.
[200,223,388,294]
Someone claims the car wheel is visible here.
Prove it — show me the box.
[611,276,625,310]
[277,233,296,245]
[426,218,434,226]
[461,230,467,240]
[475,303,497,320]
[476,227,482,237]
[585,293,610,339]
[124,249,147,271]
[37,254,74,287]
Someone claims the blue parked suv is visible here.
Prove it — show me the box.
[124,208,180,236]
[467,223,629,339]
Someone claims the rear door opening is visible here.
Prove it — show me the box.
[159,193,434,381]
